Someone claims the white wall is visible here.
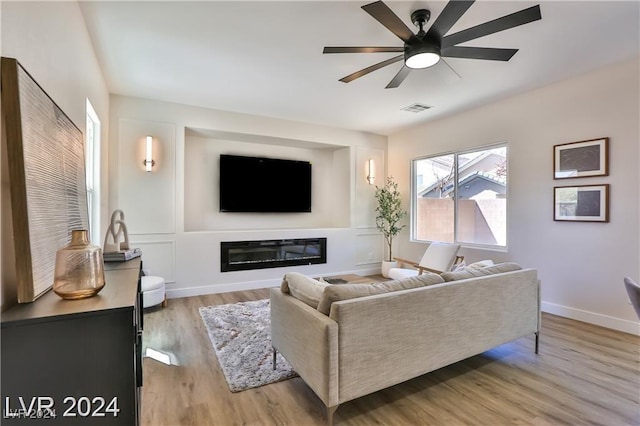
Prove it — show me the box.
[389,57,640,335]
[0,1,109,311]
[109,95,387,297]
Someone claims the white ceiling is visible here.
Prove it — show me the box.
[79,1,640,136]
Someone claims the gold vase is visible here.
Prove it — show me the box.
[53,230,105,299]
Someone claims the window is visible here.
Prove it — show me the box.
[85,100,101,246]
[412,144,507,248]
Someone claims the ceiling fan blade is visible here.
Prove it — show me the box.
[442,46,518,61]
[339,54,404,83]
[323,46,404,54]
[362,1,419,44]
[385,65,411,89]
[425,0,475,40]
[442,5,541,48]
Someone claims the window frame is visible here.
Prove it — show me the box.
[85,99,101,246]
[410,142,509,251]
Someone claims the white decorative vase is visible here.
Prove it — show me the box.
[381,260,397,278]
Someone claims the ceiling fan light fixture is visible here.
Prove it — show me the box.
[405,44,441,69]
[323,1,542,88]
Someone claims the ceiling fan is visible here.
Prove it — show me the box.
[323,0,542,89]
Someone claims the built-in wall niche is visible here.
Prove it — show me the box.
[183,128,351,231]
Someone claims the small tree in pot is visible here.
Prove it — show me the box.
[375,177,407,276]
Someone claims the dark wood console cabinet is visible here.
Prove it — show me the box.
[1,258,142,424]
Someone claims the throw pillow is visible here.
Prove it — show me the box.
[467,259,495,269]
[452,260,467,271]
[440,262,522,282]
[316,273,444,315]
[281,272,330,309]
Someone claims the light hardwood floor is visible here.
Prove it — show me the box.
[140,288,639,425]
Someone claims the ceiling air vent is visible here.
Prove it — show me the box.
[401,103,432,113]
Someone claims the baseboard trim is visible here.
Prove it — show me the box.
[542,301,640,336]
[166,267,382,300]
[166,279,280,299]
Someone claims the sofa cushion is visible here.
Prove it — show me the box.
[317,273,444,315]
[440,262,522,282]
[281,272,330,309]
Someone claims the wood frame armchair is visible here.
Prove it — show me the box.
[393,255,465,275]
[388,242,463,280]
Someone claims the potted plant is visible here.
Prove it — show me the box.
[374,176,407,277]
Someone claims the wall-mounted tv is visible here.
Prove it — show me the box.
[219,154,312,213]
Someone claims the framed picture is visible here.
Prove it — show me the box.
[1,57,89,302]
[553,137,609,179]
[554,184,609,222]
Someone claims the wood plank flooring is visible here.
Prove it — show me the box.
[140,288,639,426]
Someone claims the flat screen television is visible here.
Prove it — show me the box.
[219,154,312,213]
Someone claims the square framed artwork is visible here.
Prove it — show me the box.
[554,184,609,222]
[1,57,89,302]
[553,137,609,179]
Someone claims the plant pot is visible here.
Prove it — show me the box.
[381,260,397,278]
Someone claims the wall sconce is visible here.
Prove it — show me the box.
[143,135,155,172]
[366,158,375,185]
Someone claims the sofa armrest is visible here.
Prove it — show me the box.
[270,288,339,407]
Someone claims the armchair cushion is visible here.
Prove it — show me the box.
[388,242,462,280]
[418,242,461,272]
[387,267,421,280]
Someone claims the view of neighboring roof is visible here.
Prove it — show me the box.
[417,148,507,198]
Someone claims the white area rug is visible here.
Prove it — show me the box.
[199,299,298,392]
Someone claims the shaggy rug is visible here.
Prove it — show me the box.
[199,299,298,392]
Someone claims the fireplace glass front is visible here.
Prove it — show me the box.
[221,238,327,272]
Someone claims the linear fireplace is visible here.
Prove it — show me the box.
[221,238,327,272]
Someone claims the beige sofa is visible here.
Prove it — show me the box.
[270,265,540,424]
